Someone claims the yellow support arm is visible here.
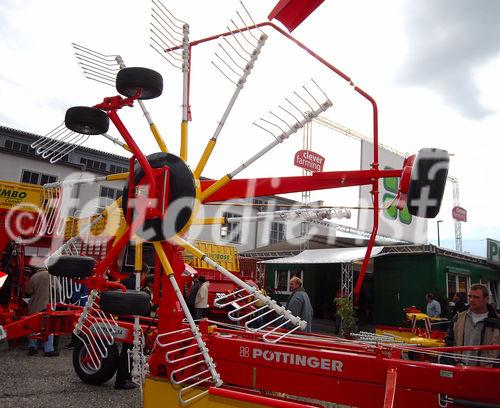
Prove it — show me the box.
[106,172,129,181]
[153,242,175,276]
[200,174,232,202]
[180,121,188,161]
[150,123,168,153]
[190,217,226,225]
[134,241,143,271]
[194,138,216,179]
[171,236,204,260]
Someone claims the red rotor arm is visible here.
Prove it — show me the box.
[201,168,402,203]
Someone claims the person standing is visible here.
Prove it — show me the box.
[450,292,468,318]
[425,293,441,318]
[187,276,201,316]
[286,277,313,333]
[445,284,500,367]
[26,264,59,357]
[194,276,209,320]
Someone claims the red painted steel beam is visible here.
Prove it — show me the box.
[201,169,401,203]
[383,367,398,408]
[209,387,319,407]
[268,0,325,32]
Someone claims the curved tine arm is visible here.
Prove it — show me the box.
[159,335,195,350]
[74,332,101,370]
[211,61,238,85]
[218,42,245,70]
[150,43,182,69]
[263,324,302,344]
[83,313,114,347]
[50,138,84,163]
[151,5,183,37]
[225,26,252,57]
[253,121,278,140]
[150,22,183,56]
[239,1,265,39]
[259,117,287,135]
[224,27,251,61]
[227,300,260,321]
[302,83,322,107]
[151,0,186,30]
[31,124,63,149]
[215,52,243,77]
[244,307,274,331]
[179,388,210,406]
[235,13,257,47]
[213,288,247,308]
[36,128,70,154]
[294,90,315,113]
[285,97,308,120]
[165,345,201,363]
[170,361,207,384]
[79,324,109,359]
[155,328,191,347]
[72,43,118,61]
[254,314,286,332]
[278,104,301,124]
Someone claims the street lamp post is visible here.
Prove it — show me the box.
[437,220,443,247]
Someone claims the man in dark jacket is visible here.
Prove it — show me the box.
[187,277,201,316]
[445,284,500,367]
[286,277,313,333]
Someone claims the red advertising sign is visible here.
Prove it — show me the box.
[294,150,325,172]
[452,206,467,222]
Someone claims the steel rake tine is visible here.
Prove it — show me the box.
[253,120,279,140]
[72,43,119,62]
[218,42,245,70]
[310,78,332,104]
[149,43,182,69]
[74,54,121,72]
[150,28,183,61]
[294,90,316,113]
[234,13,258,47]
[225,26,252,56]
[229,19,256,50]
[151,0,186,28]
[278,104,301,123]
[260,117,288,135]
[32,123,65,149]
[211,61,239,85]
[269,110,293,128]
[150,17,184,54]
[151,5,183,37]
[285,97,309,120]
[240,1,264,39]
[215,52,243,77]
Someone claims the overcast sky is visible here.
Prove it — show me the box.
[1,0,499,256]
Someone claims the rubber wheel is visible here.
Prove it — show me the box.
[73,340,119,385]
[65,106,109,135]
[100,290,151,316]
[122,152,196,241]
[116,67,163,100]
[407,148,449,218]
[47,255,96,278]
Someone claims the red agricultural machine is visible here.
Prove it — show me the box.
[2,1,499,407]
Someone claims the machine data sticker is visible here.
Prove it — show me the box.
[89,323,129,340]
[440,370,453,378]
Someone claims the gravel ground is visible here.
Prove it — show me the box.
[0,338,141,408]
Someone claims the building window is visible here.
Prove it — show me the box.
[81,157,107,171]
[21,170,57,186]
[221,212,241,244]
[109,164,128,174]
[4,139,35,154]
[252,198,267,211]
[274,270,303,293]
[447,273,470,297]
[270,222,286,244]
[99,186,121,208]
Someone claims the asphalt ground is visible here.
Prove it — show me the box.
[0,337,142,408]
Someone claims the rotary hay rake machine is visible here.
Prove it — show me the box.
[16,1,500,407]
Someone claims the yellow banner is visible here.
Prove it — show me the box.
[0,181,43,211]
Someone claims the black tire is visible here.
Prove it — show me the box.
[47,255,96,278]
[100,290,151,316]
[73,340,119,385]
[122,152,196,241]
[65,106,109,135]
[407,148,449,218]
[116,67,163,100]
